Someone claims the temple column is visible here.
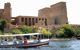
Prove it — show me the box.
[31,18,32,26]
[27,18,29,26]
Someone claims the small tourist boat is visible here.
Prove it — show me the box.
[17,41,49,48]
[0,33,49,48]
[0,41,49,48]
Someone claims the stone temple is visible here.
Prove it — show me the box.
[38,2,68,25]
[0,2,68,30]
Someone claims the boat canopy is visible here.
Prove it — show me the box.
[0,33,42,37]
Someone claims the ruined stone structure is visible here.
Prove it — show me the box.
[11,16,47,26]
[0,2,11,21]
[38,2,68,25]
[0,2,68,29]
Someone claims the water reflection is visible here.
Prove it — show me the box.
[0,40,80,50]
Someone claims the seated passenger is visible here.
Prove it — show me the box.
[13,37,17,45]
[18,39,23,45]
[23,38,28,44]
[37,37,40,43]
[2,39,8,45]
[33,39,38,43]
[33,36,38,43]
[0,40,1,45]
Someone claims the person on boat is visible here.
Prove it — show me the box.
[33,36,38,43]
[0,40,2,45]
[23,37,28,45]
[13,37,17,45]
[18,38,23,45]
[2,39,8,45]
[37,37,40,43]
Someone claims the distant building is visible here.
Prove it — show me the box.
[0,2,68,30]
[38,2,68,25]
[0,2,11,22]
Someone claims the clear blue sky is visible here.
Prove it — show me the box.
[0,0,80,24]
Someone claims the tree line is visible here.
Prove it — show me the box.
[0,17,80,38]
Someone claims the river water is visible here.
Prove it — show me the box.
[0,39,80,50]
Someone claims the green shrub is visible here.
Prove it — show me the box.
[0,30,2,35]
[63,24,75,37]
[55,24,75,38]
[19,25,33,33]
[11,25,34,34]
[56,28,65,38]
[41,28,52,38]
[32,27,38,33]
[11,29,23,34]
[0,19,6,32]
[74,28,80,37]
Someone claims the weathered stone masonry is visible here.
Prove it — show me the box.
[0,2,68,29]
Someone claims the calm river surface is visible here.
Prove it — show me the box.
[0,39,80,50]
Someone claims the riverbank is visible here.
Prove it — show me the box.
[50,38,76,41]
